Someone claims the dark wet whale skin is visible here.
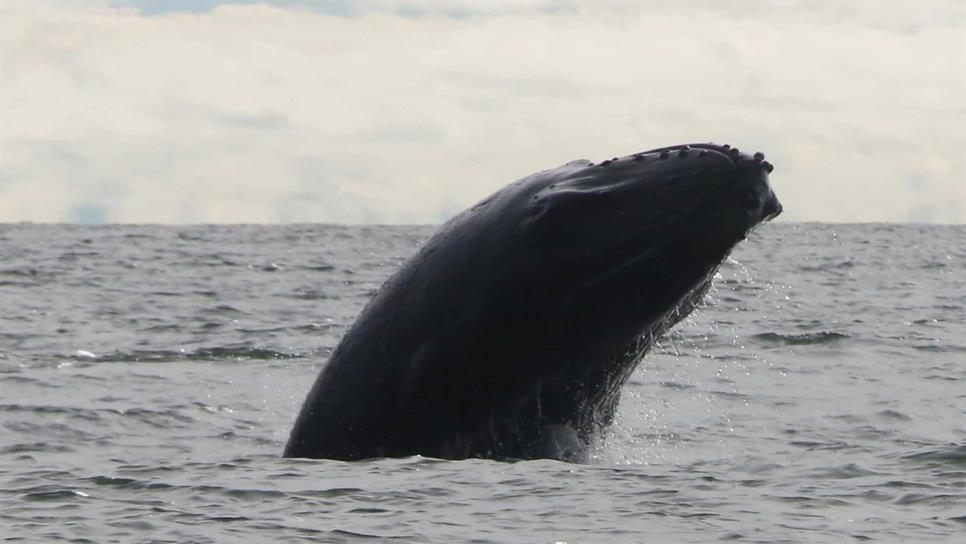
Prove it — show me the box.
[285,143,782,461]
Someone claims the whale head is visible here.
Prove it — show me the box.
[510,144,780,329]
[522,143,781,272]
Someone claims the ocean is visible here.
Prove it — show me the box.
[0,222,963,543]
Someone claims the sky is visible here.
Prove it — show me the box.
[1,0,963,224]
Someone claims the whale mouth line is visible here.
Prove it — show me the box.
[577,245,662,292]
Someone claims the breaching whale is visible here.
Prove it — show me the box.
[285,143,782,461]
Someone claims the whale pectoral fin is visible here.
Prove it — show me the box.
[542,424,589,463]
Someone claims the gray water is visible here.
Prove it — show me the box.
[0,223,963,543]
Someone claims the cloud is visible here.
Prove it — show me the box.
[0,1,963,224]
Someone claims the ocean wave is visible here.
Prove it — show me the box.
[901,445,966,466]
[751,331,850,345]
[69,347,306,363]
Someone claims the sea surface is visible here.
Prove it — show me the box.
[0,222,963,543]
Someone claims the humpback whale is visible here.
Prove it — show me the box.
[285,143,782,461]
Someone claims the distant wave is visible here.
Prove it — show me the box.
[70,347,305,363]
[901,445,966,466]
[751,331,850,346]
[797,259,856,271]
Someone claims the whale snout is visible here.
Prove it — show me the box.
[732,148,782,225]
[762,189,783,220]
[526,142,783,243]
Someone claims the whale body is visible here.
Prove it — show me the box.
[285,143,782,461]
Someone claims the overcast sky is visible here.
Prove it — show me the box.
[1,0,963,224]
